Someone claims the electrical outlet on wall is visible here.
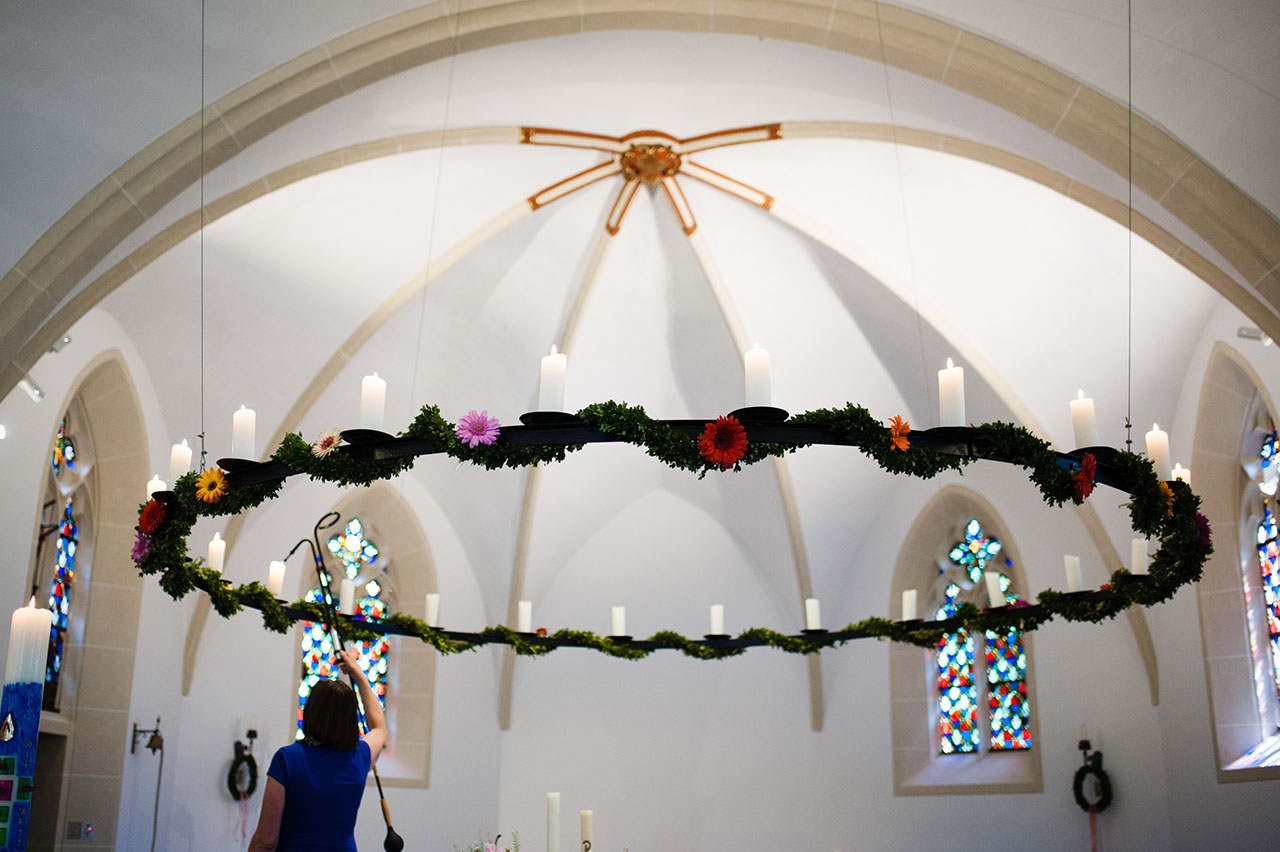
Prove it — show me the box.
[65,821,93,840]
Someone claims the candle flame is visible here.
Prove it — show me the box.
[27,596,36,609]
[239,404,246,411]
[1153,423,1159,431]
[946,357,954,369]
[212,531,222,541]
[549,344,558,355]
[1077,389,1084,400]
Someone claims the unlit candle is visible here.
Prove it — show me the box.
[709,604,725,635]
[517,600,532,633]
[902,589,918,621]
[611,606,626,636]
[267,560,286,597]
[984,572,1006,607]
[425,593,440,627]
[1131,538,1149,575]
[804,597,821,630]
[360,373,387,430]
[547,793,560,852]
[1064,555,1083,592]
[338,579,356,615]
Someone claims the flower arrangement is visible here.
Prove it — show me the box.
[456,410,501,448]
[889,415,910,451]
[456,833,518,852]
[311,427,343,458]
[194,467,228,503]
[698,415,748,468]
[1072,452,1096,499]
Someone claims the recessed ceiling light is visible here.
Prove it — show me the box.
[18,377,43,403]
[49,335,71,353]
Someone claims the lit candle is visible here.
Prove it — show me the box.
[338,579,356,615]
[517,600,532,633]
[207,532,226,574]
[804,597,821,630]
[1069,389,1099,448]
[709,604,725,635]
[902,589,918,621]
[611,606,626,636]
[539,345,568,411]
[6,598,53,686]
[2,597,53,841]
[744,344,771,407]
[1131,538,1149,575]
[424,593,440,627]
[360,372,387,430]
[1145,423,1172,481]
[169,438,192,486]
[984,571,1005,607]
[547,792,560,852]
[267,561,286,597]
[145,474,166,499]
[1172,462,1191,486]
[232,405,256,459]
[938,358,965,427]
[1064,555,1083,592]
[580,810,593,851]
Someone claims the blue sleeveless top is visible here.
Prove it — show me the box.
[267,740,372,851]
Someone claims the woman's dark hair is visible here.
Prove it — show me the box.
[301,679,359,750]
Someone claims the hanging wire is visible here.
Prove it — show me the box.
[1125,0,1134,449]
[197,0,208,470]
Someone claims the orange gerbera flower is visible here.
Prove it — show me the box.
[889,416,911,451]
[194,467,228,504]
[698,415,748,468]
[1072,452,1097,500]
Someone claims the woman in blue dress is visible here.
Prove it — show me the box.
[249,648,388,851]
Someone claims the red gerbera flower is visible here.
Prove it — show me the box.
[1072,452,1097,500]
[138,499,166,534]
[698,415,748,468]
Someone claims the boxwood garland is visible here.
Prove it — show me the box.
[133,401,1211,657]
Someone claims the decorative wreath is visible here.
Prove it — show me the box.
[1072,763,1112,812]
[227,750,258,801]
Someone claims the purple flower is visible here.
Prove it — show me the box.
[1011,599,1031,608]
[1196,512,1212,548]
[455,410,500,448]
[132,531,151,563]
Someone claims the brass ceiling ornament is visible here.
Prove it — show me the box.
[620,143,681,183]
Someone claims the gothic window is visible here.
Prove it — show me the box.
[1253,429,1280,706]
[43,496,77,711]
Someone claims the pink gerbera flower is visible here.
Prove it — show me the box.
[311,427,343,458]
[455,410,500,448]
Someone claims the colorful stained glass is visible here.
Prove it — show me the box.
[50,418,75,475]
[1255,503,1280,703]
[946,518,1003,583]
[1261,430,1278,472]
[44,497,77,710]
[986,622,1031,750]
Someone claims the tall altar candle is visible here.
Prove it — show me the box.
[267,561,286,597]
[709,604,725,635]
[902,589,918,621]
[539,345,567,411]
[517,600,532,633]
[169,438,192,486]
[984,572,1005,607]
[145,474,166,499]
[804,597,821,630]
[1069,389,1099,448]
[232,405,256,459]
[744,345,771,407]
[1,598,53,851]
[580,810,593,851]
[1131,538,1149,575]
[1145,423,1172,481]
[938,358,965,427]
[360,373,387,430]
[208,532,226,574]
[338,580,356,615]
[1064,555,1083,592]
[425,593,440,627]
[611,606,626,636]
[547,792,560,852]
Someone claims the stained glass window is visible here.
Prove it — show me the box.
[51,418,75,475]
[1255,501,1280,706]
[44,496,77,710]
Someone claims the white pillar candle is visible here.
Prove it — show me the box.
[249,714,258,732]
[611,606,626,636]
[1145,423,1172,481]
[984,572,1005,607]
[804,597,821,630]
[232,405,256,459]
[744,344,771,407]
[424,592,440,627]
[1064,555,1084,592]
[207,532,226,574]
[266,560,287,597]
[338,579,356,615]
[5,598,53,685]
[547,792,560,852]
[539,345,568,411]
[938,358,965,427]
[1069,389,1099,448]
[1131,538,1149,575]
[902,589,918,621]
[517,600,532,633]
[1172,463,1191,486]
[169,438,192,485]
[360,372,387,430]
[709,604,725,635]
[145,474,166,499]
[580,810,593,850]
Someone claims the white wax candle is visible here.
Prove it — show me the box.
[1131,538,1149,575]
[5,598,53,684]
[338,579,356,615]
[547,792,561,852]
[902,589,918,621]
[232,405,256,459]
[709,604,725,635]
[611,606,626,636]
[1064,555,1083,592]
[517,600,532,633]
[267,560,287,597]
[424,592,440,627]
[984,572,1005,607]
[1172,463,1191,486]
[360,372,387,430]
[580,810,593,848]
[744,344,771,407]
[145,474,166,499]
[804,597,821,630]
[938,358,965,427]
[249,714,258,732]
[207,532,226,574]
[1069,389,1099,448]
[539,345,568,411]
[1145,423,1172,481]
[169,438,192,485]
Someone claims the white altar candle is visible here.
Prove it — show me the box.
[424,593,440,627]
[984,572,1005,607]
[517,600,532,633]
[1131,538,1149,575]
[5,598,53,685]
[338,579,356,615]
[207,532,226,574]
[580,810,593,850]
[169,438,192,485]
[145,474,166,499]
[709,604,725,635]
[539,345,567,411]
[232,405,256,459]
[804,597,821,630]
[547,792,560,852]
[938,358,965,427]
[744,344,771,407]
[249,714,258,733]
[360,372,387,430]
[1145,423,1172,481]
[611,606,626,636]
[1064,555,1083,592]
[1172,462,1191,486]
[267,560,286,597]
[902,589,918,621]
[1069,389,1099,448]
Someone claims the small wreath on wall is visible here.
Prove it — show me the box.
[227,749,258,801]
[1072,762,1112,813]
